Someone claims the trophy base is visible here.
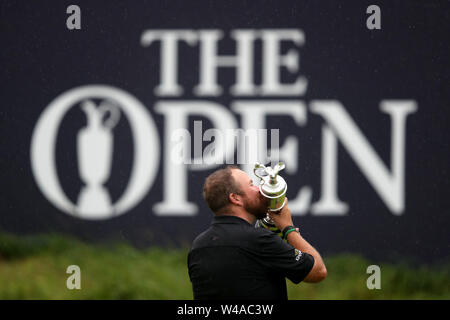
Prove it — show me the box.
[76,186,113,219]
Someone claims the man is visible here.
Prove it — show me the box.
[188,166,327,300]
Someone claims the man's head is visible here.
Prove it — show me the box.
[202,166,269,219]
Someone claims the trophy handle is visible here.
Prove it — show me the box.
[253,162,267,184]
[99,100,120,129]
[81,100,100,128]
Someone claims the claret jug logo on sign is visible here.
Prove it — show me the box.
[30,29,417,220]
[31,86,160,219]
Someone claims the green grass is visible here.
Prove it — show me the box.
[0,232,448,299]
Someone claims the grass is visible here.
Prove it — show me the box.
[0,232,448,299]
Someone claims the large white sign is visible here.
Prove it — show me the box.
[30,29,417,220]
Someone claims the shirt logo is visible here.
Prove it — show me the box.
[294,249,303,261]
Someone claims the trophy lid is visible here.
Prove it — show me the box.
[254,162,286,185]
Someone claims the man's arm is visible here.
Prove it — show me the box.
[268,198,327,283]
[284,230,327,283]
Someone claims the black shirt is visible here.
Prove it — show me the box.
[188,215,315,300]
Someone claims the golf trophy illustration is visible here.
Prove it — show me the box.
[254,162,287,237]
[76,99,120,218]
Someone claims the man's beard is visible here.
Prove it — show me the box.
[244,194,269,220]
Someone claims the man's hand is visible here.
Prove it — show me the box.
[268,198,293,231]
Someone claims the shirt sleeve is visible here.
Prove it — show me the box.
[250,229,315,284]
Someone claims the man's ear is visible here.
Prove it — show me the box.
[229,193,243,207]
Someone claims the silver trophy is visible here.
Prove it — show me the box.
[254,162,287,234]
[76,99,120,218]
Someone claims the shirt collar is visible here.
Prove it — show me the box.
[212,215,253,226]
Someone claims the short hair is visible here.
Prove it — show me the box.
[202,165,242,214]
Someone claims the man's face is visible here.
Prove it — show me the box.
[232,169,269,219]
